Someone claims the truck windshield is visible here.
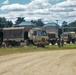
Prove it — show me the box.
[48,34,56,38]
[62,34,68,37]
[38,30,47,36]
[42,31,47,36]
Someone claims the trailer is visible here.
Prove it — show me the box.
[3,27,26,46]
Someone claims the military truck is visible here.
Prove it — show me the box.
[3,27,48,47]
[61,32,76,43]
[47,32,58,45]
[0,28,3,46]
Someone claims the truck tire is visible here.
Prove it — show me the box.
[25,40,35,46]
[67,41,70,44]
[51,41,56,45]
[72,39,75,44]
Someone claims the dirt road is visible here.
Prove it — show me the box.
[0,49,76,75]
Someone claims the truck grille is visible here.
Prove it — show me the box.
[42,38,45,42]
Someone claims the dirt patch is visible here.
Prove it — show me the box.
[0,49,76,75]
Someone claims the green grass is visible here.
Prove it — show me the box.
[0,46,46,56]
[0,44,76,56]
[46,44,76,50]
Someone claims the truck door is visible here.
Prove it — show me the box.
[24,31,28,39]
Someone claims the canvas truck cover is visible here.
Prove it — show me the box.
[3,27,25,41]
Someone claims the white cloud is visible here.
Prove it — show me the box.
[1,0,51,11]
[67,0,76,1]
[0,0,76,24]
[31,0,49,3]
[2,0,9,5]
[1,3,27,11]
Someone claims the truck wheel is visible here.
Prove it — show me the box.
[25,40,33,46]
[25,40,29,46]
[38,44,45,47]
[51,41,56,45]
[72,39,75,44]
[6,43,12,47]
[67,41,70,44]
[41,44,45,47]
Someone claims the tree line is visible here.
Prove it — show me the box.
[62,21,76,32]
[0,17,76,32]
[0,17,13,28]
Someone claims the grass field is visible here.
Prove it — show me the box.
[0,44,76,56]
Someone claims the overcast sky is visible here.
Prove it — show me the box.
[0,0,76,25]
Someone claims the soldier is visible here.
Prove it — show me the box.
[57,39,61,48]
[61,39,64,47]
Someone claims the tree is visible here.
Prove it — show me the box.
[0,17,13,28]
[6,21,13,27]
[31,19,44,27]
[62,21,67,27]
[15,17,25,25]
[68,21,76,32]
[62,21,68,32]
